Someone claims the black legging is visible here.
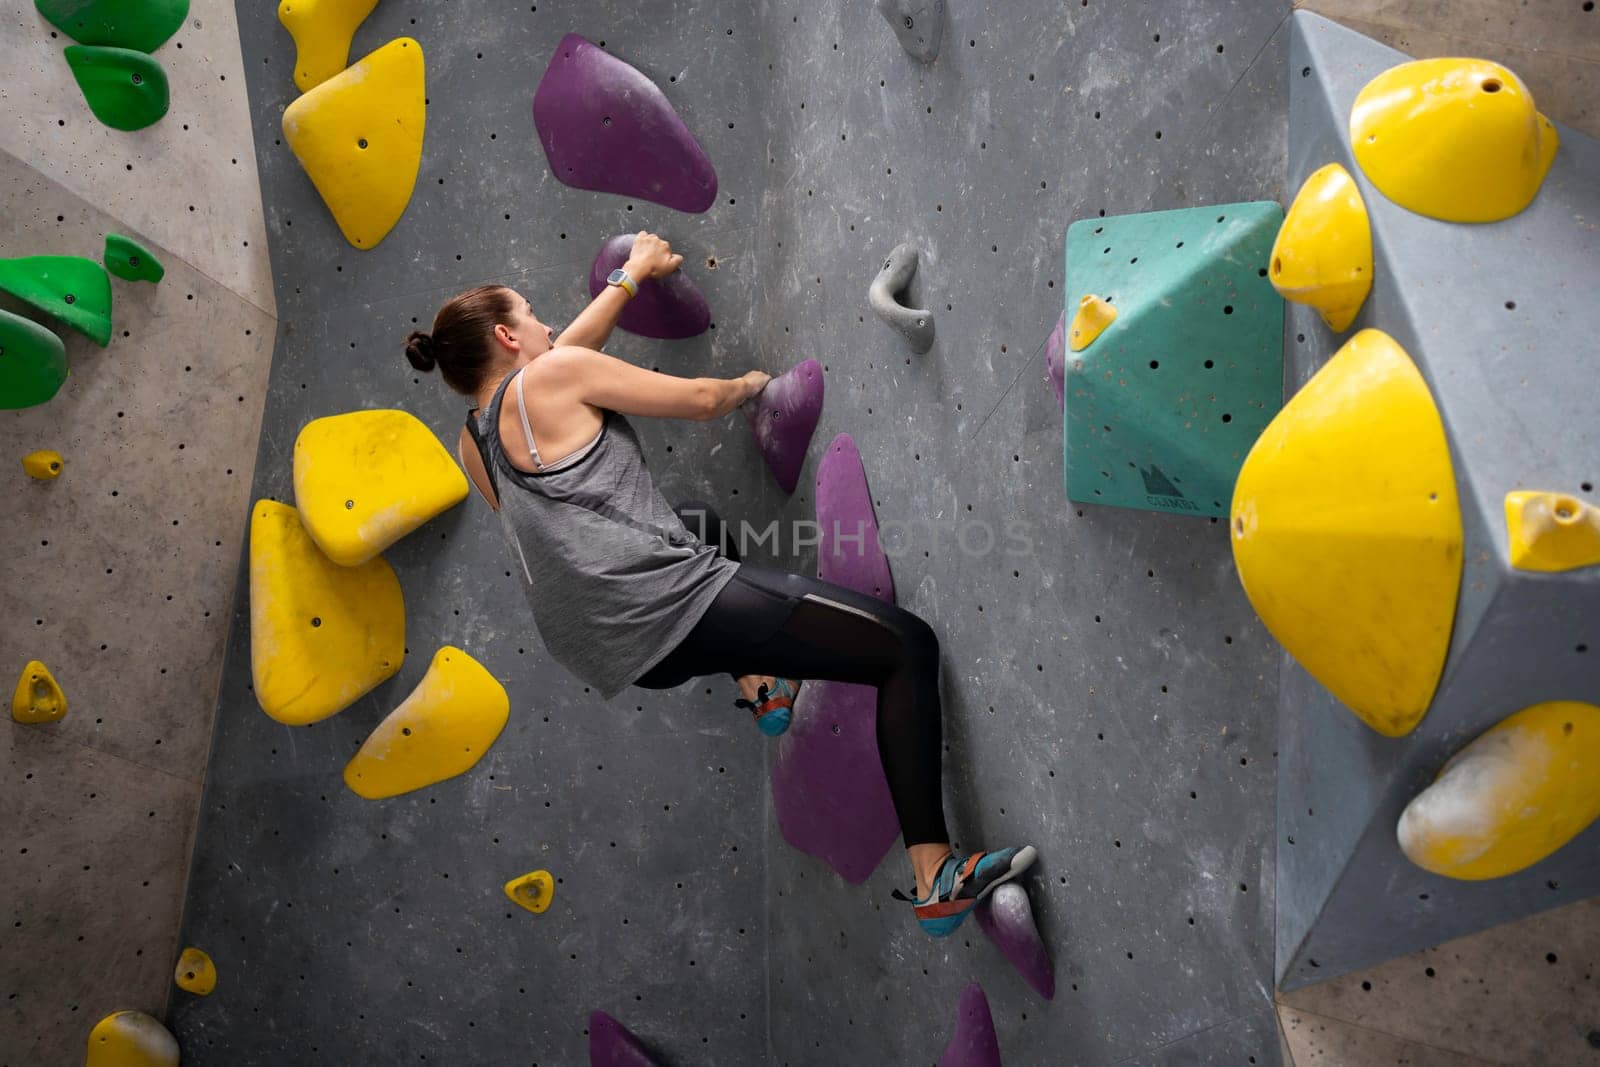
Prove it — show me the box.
[635,501,950,846]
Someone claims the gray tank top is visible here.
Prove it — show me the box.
[464,367,739,700]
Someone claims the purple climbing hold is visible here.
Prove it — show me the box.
[743,358,823,494]
[815,434,894,603]
[533,34,717,213]
[770,434,900,883]
[588,1010,661,1067]
[975,882,1055,1000]
[1043,308,1065,411]
[939,983,1003,1067]
[587,234,711,339]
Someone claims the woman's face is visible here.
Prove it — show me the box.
[500,289,555,359]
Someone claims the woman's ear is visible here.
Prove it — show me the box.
[492,322,519,351]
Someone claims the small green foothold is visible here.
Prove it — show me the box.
[0,309,69,410]
[64,45,169,131]
[0,256,113,348]
[34,0,189,53]
[105,233,164,283]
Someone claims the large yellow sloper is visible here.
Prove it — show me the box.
[1269,163,1372,333]
[1230,329,1463,737]
[249,499,404,725]
[1350,58,1558,223]
[85,1011,178,1067]
[281,38,426,249]
[1504,491,1600,573]
[293,409,468,567]
[343,646,509,799]
[277,0,380,92]
[1399,701,1600,880]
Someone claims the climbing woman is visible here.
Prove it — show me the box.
[404,230,1037,936]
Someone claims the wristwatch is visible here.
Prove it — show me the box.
[605,267,638,299]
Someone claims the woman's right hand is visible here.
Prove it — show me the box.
[740,370,772,402]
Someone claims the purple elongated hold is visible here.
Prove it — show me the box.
[533,34,717,213]
[771,680,899,884]
[815,433,894,603]
[975,882,1055,1000]
[1043,308,1065,411]
[588,234,711,339]
[938,983,1002,1067]
[743,358,824,494]
[588,1011,661,1067]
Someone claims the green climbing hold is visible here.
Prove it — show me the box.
[34,0,189,53]
[64,46,169,131]
[0,309,69,410]
[0,256,113,348]
[104,233,164,283]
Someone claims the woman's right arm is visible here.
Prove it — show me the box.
[539,346,767,421]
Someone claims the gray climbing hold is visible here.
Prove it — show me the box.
[869,243,935,353]
[877,0,946,62]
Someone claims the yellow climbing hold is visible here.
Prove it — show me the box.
[22,449,64,479]
[85,1010,179,1067]
[249,499,404,725]
[293,408,469,567]
[277,0,380,92]
[12,660,66,724]
[343,646,509,799]
[281,37,426,249]
[1231,329,1462,737]
[1269,163,1372,332]
[1350,57,1559,223]
[1067,294,1117,352]
[1399,701,1600,880]
[1505,491,1600,573]
[174,947,217,995]
[505,870,555,914]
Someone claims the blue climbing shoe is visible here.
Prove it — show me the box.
[735,678,801,737]
[891,845,1039,938]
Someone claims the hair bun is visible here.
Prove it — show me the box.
[405,331,436,373]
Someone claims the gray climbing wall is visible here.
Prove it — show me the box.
[1273,13,1600,992]
[174,0,1290,1063]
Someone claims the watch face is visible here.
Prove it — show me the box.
[607,268,627,284]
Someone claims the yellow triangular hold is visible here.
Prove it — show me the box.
[1231,329,1463,737]
[343,646,509,799]
[22,449,64,479]
[277,0,380,92]
[504,870,555,914]
[1399,701,1600,880]
[293,409,468,567]
[249,499,404,725]
[1505,491,1600,573]
[1350,58,1559,223]
[1269,163,1372,333]
[1067,294,1116,352]
[174,947,217,995]
[86,1010,179,1067]
[281,38,426,249]
[12,660,66,723]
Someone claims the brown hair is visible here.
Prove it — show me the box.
[404,284,517,396]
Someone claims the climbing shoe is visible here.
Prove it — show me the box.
[892,845,1039,938]
[735,678,801,737]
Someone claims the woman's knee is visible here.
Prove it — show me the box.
[895,608,940,665]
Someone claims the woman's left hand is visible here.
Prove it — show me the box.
[625,231,684,280]
[736,674,776,704]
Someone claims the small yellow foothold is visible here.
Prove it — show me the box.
[22,449,64,479]
[504,870,555,914]
[1505,491,1600,572]
[1269,163,1372,332]
[343,646,509,799]
[174,947,217,995]
[1399,701,1600,880]
[281,38,427,249]
[86,1010,179,1067]
[1350,57,1559,223]
[277,0,381,92]
[12,660,66,723]
[1067,294,1117,352]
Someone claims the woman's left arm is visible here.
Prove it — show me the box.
[554,231,684,351]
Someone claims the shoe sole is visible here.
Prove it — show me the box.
[917,845,1039,938]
